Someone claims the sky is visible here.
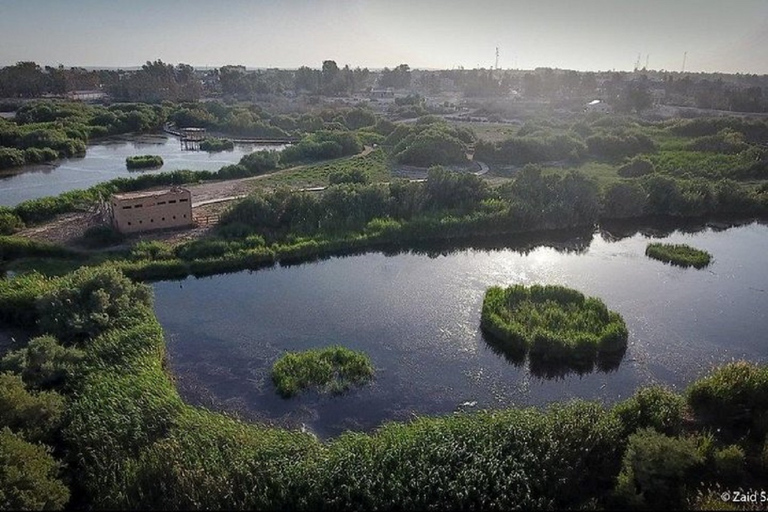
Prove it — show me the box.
[1,0,768,73]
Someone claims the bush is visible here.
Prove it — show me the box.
[613,429,705,509]
[80,225,124,248]
[0,147,25,169]
[0,271,56,327]
[37,266,153,345]
[617,157,655,178]
[328,167,369,185]
[1,335,84,391]
[0,427,69,510]
[271,346,375,398]
[239,149,280,174]
[0,209,24,235]
[645,242,712,269]
[613,385,686,437]
[125,155,163,170]
[0,373,66,444]
[687,361,768,439]
[602,181,647,219]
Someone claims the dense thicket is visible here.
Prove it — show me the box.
[385,118,475,166]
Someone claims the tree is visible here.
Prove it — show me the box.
[37,267,153,344]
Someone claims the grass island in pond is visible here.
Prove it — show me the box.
[199,138,235,152]
[271,345,375,398]
[125,155,164,170]
[645,242,712,269]
[481,284,628,365]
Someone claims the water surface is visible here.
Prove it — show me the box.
[154,223,768,438]
[0,133,284,206]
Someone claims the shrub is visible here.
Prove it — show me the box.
[613,385,686,437]
[602,181,647,219]
[0,147,25,169]
[328,167,369,185]
[0,271,56,327]
[125,155,163,170]
[0,373,66,444]
[271,345,375,398]
[238,149,280,174]
[0,209,24,235]
[0,428,69,511]
[645,242,712,269]
[613,429,705,510]
[1,335,85,391]
[37,266,153,345]
[617,157,655,178]
[687,361,768,439]
[80,225,124,248]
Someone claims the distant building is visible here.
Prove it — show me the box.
[369,88,395,99]
[110,187,193,234]
[67,90,107,102]
[584,99,612,114]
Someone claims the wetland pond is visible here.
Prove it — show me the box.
[0,133,284,206]
[154,222,768,439]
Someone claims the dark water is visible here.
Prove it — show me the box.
[154,222,768,438]
[0,133,285,206]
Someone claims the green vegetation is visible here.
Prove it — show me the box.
[271,346,374,398]
[280,130,361,164]
[481,284,628,366]
[125,155,163,170]
[0,101,166,170]
[199,137,234,152]
[386,118,474,166]
[0,265,765,509]
[645,242,712,268]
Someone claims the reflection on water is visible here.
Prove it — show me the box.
[154,222,768,439]
[0,133,285,206]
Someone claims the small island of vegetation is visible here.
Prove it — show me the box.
[125,155,164,170]
[481,284,628,364]
[271,345,374,398]
[645,242,712,268]
[199,137,235,152]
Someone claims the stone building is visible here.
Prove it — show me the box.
[111,187,193,234]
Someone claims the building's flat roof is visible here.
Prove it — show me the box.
[112,187,190,201]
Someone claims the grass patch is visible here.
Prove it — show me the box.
[126,155,164,170]
[271,345,374,398]
[252,148,391,190]
[463,122,519,142]
[645,242,712,269]
[199,138,234,152]
[542,161,621,188]
[481,284,628,364]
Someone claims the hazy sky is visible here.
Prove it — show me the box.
[2,0,768,73]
